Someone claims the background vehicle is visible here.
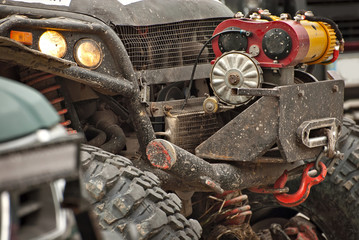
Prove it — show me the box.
[0,77,83,240]
[0,0,358,239]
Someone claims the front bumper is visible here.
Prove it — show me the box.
[196,79,344,162]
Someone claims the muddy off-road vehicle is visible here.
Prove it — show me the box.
[0,0,359,239]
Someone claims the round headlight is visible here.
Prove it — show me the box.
[38,31,67,58]
[74,39,103,69]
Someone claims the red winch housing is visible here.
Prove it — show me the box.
[212,18,336,68]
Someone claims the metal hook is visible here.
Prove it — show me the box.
[273,162,327,207]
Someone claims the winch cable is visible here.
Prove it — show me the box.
[182,29,251,109]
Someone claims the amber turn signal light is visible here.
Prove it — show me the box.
[10,30,33,45]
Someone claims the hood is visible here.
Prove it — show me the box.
[2,0,233,26]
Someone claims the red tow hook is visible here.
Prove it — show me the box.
[274,162,327,207]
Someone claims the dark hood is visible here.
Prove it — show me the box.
[2,0,233,26]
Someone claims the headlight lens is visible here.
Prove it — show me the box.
[74,39,103,69]
[38,31,67,58]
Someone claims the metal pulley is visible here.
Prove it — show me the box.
[210,51,262,105]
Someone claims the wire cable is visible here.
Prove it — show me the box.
[182,29,250,109]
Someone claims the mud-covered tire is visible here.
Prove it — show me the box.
[248,119,359,240]
[80,145,202,240]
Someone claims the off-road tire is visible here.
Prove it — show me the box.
[248,118,359,240]
[80,145,202,240]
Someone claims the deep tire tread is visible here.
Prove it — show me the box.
[328,120,359,207]
[248,119,359,240]
[80,144,202,239]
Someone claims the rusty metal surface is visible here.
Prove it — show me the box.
[147,139,303,192]
[196,80,344,162]
[195,96,279,161]
[278,80,344,162]
[232,88,280,97]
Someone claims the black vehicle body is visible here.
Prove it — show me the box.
[0,0,342,186]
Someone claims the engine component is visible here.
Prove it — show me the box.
[212,16,338,68]
[210,51,262,105]
[155,111,223,153]
[203,96,219,113]
[218,27,248,53]
[262,28,292,60]
[20,71,71,128]
[90,109,126,154]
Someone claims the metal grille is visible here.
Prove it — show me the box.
[168,112,223,153]
[15,184,61,239]
[116,18,227,71]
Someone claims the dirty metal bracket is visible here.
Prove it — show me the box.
[195,96,279,161]
[232,87,281,97]
[196,80,344,162]
[278,80,344,162]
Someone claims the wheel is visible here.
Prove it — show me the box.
[247,118,359,240]
[80,145,202,240]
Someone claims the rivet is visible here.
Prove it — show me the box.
[298,90,304,97]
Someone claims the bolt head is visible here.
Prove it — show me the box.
[332,85,339,93]
[205,102,214,111]
[228,73,240,85]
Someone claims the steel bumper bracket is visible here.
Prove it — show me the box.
[195,80,344,162]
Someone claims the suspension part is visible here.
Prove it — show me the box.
[200,191,258,240]
[284,216,320,240]
[20,70,75,132]
[215,191,252,225]
[146,139,303,193]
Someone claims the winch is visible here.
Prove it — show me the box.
[208,10,342,106]
[212,11,340,68]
